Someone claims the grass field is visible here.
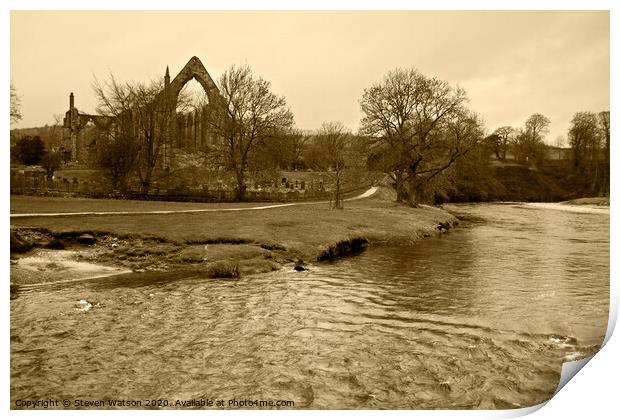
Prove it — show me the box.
[12,194,454,249]
[10,188,457,284]
[10,195,271,214]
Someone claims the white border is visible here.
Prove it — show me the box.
[3,2,617,420]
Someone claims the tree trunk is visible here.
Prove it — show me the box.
[235,168,246,201]
[335,172,342,209]
[591,159,600,196]
[141,179,150,195]
[118,178,128,194]
[604,127,610,196]
[393,172,408,203]
[407,176,421,207]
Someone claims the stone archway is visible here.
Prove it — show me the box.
[162,56,223,153]
[166,56,220,106]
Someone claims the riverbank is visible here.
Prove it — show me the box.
[10,187,458,286]
[562,197,610,206]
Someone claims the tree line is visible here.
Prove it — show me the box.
[483,110,610,198]
[10,66,610,205]
[88,65,485,206]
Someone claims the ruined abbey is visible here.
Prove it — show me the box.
[62,56,221,166]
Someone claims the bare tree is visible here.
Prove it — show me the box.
[96,132,139,192]
[311,122,351,209]
[10,83,22,124]
[491,126,514,160]
[204,65,294,201]
[38,115,66,152]
[598,111,610,196]
[359,68,479,206]
[525,113,551,143]
[513,113,550,166]
[568,111,602,193]
[287,128,308,170]
[252,128,307,171]
[93,74,178,194]
[40,150,62,179]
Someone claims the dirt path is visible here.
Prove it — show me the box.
[10,187,378,219]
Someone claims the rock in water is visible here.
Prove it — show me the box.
[436,222,450,233]
[294,260,307,271]
[75,300,93,312]
[77,234,96,245]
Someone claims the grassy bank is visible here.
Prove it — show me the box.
[10,188,457,285]
[562,197,610,206]
[10,195,271,214]
[442,165,569,204]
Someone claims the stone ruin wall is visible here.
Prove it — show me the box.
[62,56,222,166]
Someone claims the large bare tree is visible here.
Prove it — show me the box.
[93,75,178,194]
[204,65,294,201]
[359,68,480,206]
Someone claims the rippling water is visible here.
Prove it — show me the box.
[11,203,609,409]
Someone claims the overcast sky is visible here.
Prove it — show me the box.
[10,10,609,144]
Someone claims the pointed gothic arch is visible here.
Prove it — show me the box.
[166,56,220,106]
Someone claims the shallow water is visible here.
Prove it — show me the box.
[10,203,609,409]
[15,250,130,283]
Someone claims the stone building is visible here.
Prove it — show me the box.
[62,56,222,167]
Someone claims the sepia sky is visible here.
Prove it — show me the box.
[10,10,609,144]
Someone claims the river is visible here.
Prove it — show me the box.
[10,202,609,409]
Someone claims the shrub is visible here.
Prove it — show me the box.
[318,237,368,261]
[259,241,287,251]
[205,261,240,279]
[13,135,46,165]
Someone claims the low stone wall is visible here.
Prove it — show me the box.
[11,179,372,203]
[11,167,373,203]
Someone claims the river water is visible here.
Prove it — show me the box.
[10,203,609,409]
